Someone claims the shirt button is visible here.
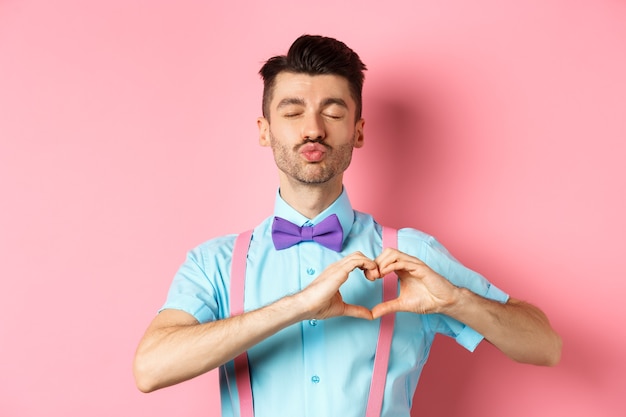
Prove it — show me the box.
[311,375,320,384]
[306,267,316,275]
[309,319,318,327]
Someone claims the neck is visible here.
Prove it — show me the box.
[278,176,343,220]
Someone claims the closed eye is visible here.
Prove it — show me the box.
[277,98,305,119]
[321,99,348,120]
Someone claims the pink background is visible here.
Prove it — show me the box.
[1,0,625,416]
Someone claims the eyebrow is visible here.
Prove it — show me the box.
[276,97,348,110]
[276,97,306,110]
[320,97,348,109]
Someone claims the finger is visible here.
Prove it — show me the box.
[327,252,374,272]
[371,299,403,319]
[362,267,382,281]
[341,253,379,276]
[376,247,424,266]
[342,303,374,320]
[358,258,380,275]
[374,248,410,271]
[378,258,425,277]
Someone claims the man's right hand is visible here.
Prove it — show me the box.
[295,251,381,320]
[134,252,380,393]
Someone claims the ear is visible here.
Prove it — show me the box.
[258,117,270,147]
[353,118,365,148]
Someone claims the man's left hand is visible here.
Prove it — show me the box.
[368,248,460,319]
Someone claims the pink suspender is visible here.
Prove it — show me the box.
[230,227,398,417]
[366,226,398,417]
[231,230,254,417]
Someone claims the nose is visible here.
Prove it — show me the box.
[302,113,325,141]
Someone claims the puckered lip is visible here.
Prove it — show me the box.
[299,143,328,153]
[299,142,327,162]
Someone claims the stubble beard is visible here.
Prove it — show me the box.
[269,130,355,185]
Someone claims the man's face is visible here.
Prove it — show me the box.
[258,72,364,186]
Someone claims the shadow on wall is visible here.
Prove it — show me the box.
[350,70,488,416]
[350,66,460,233]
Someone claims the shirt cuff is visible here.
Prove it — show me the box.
[159,295,215,323]
[456,283,510,352]
[455,325,484,352]
[485,283,510,303]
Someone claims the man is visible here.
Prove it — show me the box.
[134,35,561,416]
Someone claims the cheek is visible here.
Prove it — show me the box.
[268,129,293,154]
[269,122,298,141]
[336,127,359,146]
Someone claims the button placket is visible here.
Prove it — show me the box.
[298,235,327,402]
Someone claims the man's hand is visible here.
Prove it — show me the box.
[367,248,562,366]
[369,248,459,319]
[299,249,460,321]
[297,251,381,320]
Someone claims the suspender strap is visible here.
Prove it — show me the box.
[230,227,398,417]
[365,226,398,417]
[230,230,254,417]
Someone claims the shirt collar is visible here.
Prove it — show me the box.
[273,187,355,245]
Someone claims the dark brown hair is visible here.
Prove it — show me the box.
[259,35,367,120]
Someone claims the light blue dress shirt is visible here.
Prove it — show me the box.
[162,188,509,417]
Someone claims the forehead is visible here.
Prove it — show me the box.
[270,72,355,109]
